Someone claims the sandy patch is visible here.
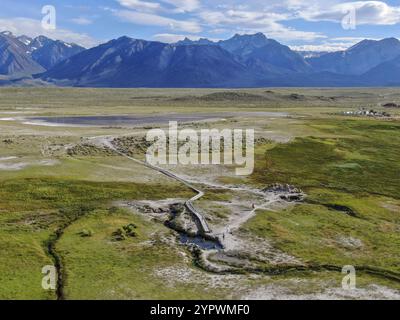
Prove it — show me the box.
[381,201,400,213]
[153,265,255,291]
[0,111,36,115]
[0,156,18,161]
[22,120,87,128]
[119,198,185,220]
[336,236,363,249]
[243,283,400,300]
[155,266,400,300]
[0,157,60,171]
[0,163,29,170]
[0,117,19,121]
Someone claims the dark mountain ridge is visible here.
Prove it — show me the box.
[1,31,399,87]
[307,38,400,75]
[0,32,44,75]
[0,31,85,75]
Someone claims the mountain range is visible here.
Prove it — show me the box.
[1,31,400,87]
[0,31,84,77]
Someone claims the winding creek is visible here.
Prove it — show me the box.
[42,133,400,300]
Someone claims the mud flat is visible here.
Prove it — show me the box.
[1,87,400,299]
[24,112,287,127]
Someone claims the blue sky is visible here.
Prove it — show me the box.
[0,0,399,51]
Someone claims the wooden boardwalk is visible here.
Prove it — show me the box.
[100,138,212,234]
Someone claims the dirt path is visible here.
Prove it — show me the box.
[90,136,286,250]
[92,137,212,235]
[87,136,400,289]
[154,172,285,250]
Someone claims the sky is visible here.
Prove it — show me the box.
[0,0,399,51]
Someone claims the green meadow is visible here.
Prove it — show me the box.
[0,88,399,299]
[246,118,400,276]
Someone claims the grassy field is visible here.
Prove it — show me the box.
[245,117,400,271]
[0,87,399,300]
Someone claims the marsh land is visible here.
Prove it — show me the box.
[0,87,399,300]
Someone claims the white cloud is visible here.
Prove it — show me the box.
[162,0,200,13]
[290,36,385,52]
[291,43,352,52]
[0,17,98,48]
[330,36,378,42]
[198,9,325,41]
[112,1,326,42]
[302,1,400,25]
[198,10,289,26]
[70,17,94,25]
[36,0,398,50]
[115,10,202,33]
[117,0,161,11]
[265,27,326,42]
[152,33,220,43]
[153,33,189,42]
[116,0,200,13]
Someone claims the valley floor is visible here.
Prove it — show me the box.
[0,87,399,300]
